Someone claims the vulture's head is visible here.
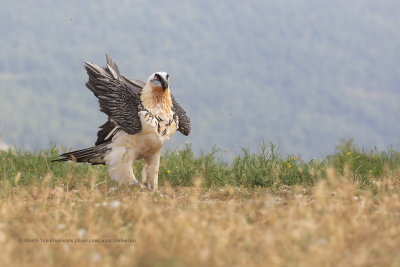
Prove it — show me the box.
[148,72,170,91]
[141,71,173,111]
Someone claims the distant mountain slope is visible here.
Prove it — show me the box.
[0,0,399,158]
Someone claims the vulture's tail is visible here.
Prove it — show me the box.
[52,142,111,165]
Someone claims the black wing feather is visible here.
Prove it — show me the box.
[85,58,144,136]
[95,120,121,146]
[171,95,191,136]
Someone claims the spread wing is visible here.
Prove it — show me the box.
[85,55,144,142]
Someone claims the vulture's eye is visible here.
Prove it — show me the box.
[154,75,159,80]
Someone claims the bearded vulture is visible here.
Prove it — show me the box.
[54,54,191,191]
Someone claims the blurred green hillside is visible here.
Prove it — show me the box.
[0,0,399,158]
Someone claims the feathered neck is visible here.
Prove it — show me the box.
[141,83,173,116]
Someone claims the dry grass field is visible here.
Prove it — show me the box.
[1,170,400,266]
[1,141,400,266]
